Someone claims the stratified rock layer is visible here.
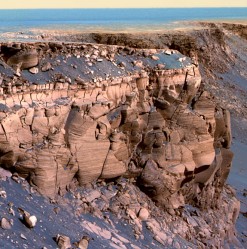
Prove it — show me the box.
[0,41,241,248]
[0,42,233,209]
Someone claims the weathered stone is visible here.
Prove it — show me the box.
[76,236,90,249]
[0,217,12,230]
[138,208,149,221]
[41,62,52,72]
[101,151,126,179]
[0,190,7,198]
[19,209,37,228]
[7,50,39,70]
[56,234,71,249]
[85,190,101,203]
[29,67,39,74]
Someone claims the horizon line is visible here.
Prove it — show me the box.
[0,7,247,10]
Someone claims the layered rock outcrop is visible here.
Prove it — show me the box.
[0,42,234,212]
[0,41,242,249]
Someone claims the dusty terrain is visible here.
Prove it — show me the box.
[0,22,246,248]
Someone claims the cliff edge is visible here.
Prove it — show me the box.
[0,23,245,249]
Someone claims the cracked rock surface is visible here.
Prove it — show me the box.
[0,37,243,248]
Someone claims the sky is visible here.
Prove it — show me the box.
[0,0,246,9]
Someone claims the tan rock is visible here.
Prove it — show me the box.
[77,236,90,249]
[101,151,126,179]
[76,140,110,185]
[85,190,101,202]
[56,234,71,249]
[138,208,149,221]
[17,208,37,228]
[151,55,159,61]
[29,67,39,74]
[0,217,12,230]
[7,50,39,70]
[0,190,7,198]
[41,62,52,72]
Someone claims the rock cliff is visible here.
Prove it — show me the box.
[0,41,241,247]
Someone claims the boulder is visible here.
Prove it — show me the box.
[7,50,39,70]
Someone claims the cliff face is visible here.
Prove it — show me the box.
[0,41,241,247]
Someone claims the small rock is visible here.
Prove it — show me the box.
[11,173,20,183]
[157,64,165,70]
[56,234,71,249]
[41,62,52,72]
[85,190,101,202]
[97,58,103,62]
[53,207,60,214]
[126,209,136,220]
[76,236,90,249]
[25,215,37,228]
[93,51,99,58]
[19,208,37,228]
[100,50,107,57]
[109,53,115,60]
[178,57,186,62]
[15,68,21,77]
[138,208,149,221]
[165,50,172,55]
[20,234,27,240]
[9,207,15,216]
[151,55,159,61]
[153,235,165,246]
[29,67,39,74]
[91,55,97,60]
[0,190,7,198]
[1,218,12,230]
[119,62,126,68]
[133,60,143,68]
